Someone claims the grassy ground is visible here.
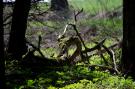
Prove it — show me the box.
[69,0,122,12]
[5,0,130,89]
[28,0,123,36]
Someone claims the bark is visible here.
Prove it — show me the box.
[122,0,135,79]
[7,0,31,59]
[50,0,68,11]
[0,0,5,88]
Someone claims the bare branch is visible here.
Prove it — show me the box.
[26,36,45,58]
[74,8,83,23]
[110,49,120,74]
[82,38,106,53]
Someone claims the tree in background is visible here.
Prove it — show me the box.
[7,0,31,60]
[122,0,135,79]
[50,0,69,11]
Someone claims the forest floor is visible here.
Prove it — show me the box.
[5,1,135,89]
[25,5,122,57]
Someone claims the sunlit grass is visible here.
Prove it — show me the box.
[69,0,122,14]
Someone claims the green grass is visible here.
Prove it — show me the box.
[69,0,123,40]
[69,0,122,14]
[27,0,123,41]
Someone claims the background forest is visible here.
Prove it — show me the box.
[1,0,135,89]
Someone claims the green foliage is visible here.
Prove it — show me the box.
[59,79,96,89]
[8,62,135,89]
[47,74,135,89]
[96,76,135,89]
[27,80,35,86]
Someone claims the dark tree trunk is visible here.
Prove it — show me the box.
[0,0,5,88]
[122,0,135,79]
[50,0,68,11]
[7,0,31,59]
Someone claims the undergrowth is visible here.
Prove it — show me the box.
[15,64,135,89]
